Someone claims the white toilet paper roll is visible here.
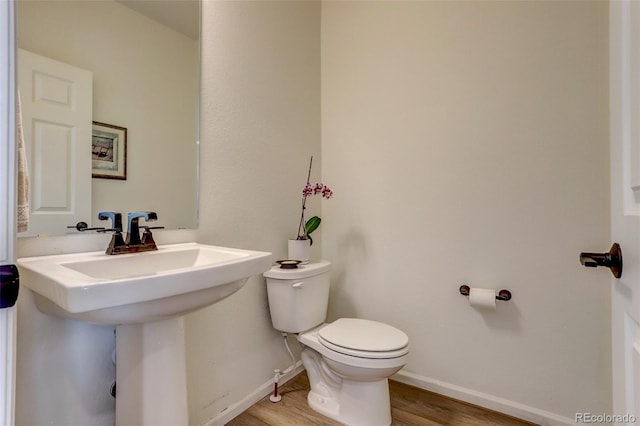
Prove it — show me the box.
[468,288,496,309]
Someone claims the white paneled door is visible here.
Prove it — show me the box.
[611,0,640,418]
[17,49,92,237]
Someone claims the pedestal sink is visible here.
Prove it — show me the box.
[17,242,272,426]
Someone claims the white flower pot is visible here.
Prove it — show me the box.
[288,239,310,264]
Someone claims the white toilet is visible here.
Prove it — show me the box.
[264,260,409,426]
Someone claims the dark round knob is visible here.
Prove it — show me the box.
[67,221,88,231]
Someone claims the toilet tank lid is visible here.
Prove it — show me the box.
[264,260,331,279]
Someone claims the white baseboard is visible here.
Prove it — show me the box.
[200,364,574,426]
[392,370,574,426]
[202,361,305,426]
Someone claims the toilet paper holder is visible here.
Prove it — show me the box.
[459,284,512,301]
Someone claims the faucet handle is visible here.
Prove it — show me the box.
[140,226,161,249]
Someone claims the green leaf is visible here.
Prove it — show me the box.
[305,216,321,235]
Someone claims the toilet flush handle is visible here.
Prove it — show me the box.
[292,282,304,289]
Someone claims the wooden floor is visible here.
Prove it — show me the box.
[226,372,537,426]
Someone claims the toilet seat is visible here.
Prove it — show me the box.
[298,324,408,370]
[318,318,409,359]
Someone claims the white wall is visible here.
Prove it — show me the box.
[185,1,320,425]
[17,0,198,230]
[16,291,116,426]
[321,0,611,421]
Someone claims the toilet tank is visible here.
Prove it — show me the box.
[264,260,331,333]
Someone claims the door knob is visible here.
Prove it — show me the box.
[579,243,623,278]
[0,265,19,308]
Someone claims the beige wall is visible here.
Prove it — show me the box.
[14,1,613,425]
[321,0,610,420]
[186,1,321,424]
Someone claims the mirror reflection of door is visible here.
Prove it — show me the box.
[18,49,93,237]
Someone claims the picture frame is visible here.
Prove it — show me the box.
[92,121,127,180]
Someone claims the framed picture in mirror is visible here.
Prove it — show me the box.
[92,121,127,180]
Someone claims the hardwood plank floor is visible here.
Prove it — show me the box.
[226,372,538,426]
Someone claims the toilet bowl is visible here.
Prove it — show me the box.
[298,319,408,426]
[264,261,409,426]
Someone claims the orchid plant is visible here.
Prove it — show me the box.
[296,156,333,245]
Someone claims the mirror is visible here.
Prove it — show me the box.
[16,0,200,236]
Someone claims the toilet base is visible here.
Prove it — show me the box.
[307,390,340,421]
[297,323,406,426]
[307,378,392,426]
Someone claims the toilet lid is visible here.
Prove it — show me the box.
[318,318,409,353]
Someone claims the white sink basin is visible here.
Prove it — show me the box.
[17,242,272,325]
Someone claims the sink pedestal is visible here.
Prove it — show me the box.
[116,316,189,426]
